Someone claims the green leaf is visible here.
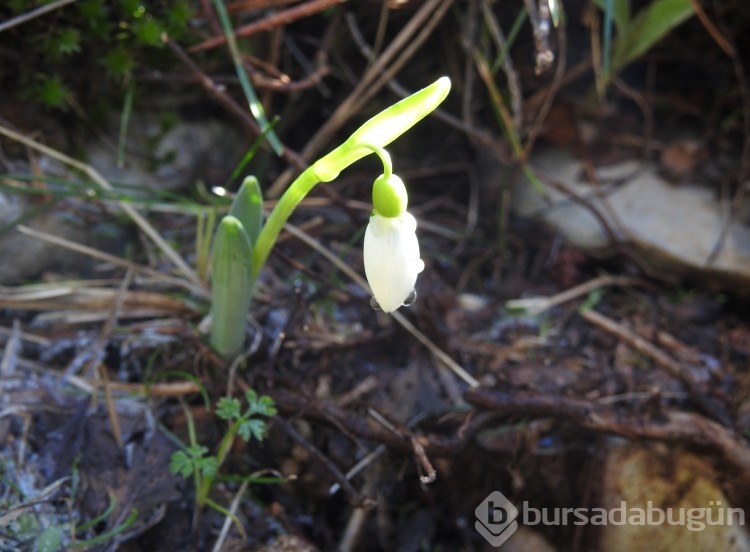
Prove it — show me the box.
[76,0,115,36]
[167,1,195,34]
[169,450,195,478]
[70,508,138,549]
[613,0,694,69]
[80,0,109,32]
[238,418,267,442]
[312,77,452,182]
[244,388,258,406]
[247,394,277,417]
[216,397,241,420]
[122,0,144,17]
[210,216,254,359]
[33,526,64,552]
[212,0,283,155]
[104,47,135,81]
[229,176,263,247]
[198,456,219,477]
[578,288,604,313]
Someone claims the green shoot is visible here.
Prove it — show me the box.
[228,176,264,247]
[209,215,253,359]
[71,507,138,549]
[208,175,264,358]
[252,77,451,280]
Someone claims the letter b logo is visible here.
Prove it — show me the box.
[475,491,519,547]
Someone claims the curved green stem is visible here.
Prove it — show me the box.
[196,415,242,505]
[252,144,397,280]
[363,144,392,180]
[251,166,320,281]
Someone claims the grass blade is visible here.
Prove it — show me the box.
[211,0,283,155]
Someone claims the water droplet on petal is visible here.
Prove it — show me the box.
[402,289,417,307]
[370,297,381,310]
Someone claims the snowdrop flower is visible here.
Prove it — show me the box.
[364,174,425,313]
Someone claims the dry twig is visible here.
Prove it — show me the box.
[580,308,732,425]
[272,415,375,508]
[0,0,75,33]
[281,222,477,388]
[0,125,203,288]
[269,0,457,196]
[465,388,750,481]
[191,0,348,52]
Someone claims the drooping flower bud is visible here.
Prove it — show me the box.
[372,173,408,218]
[364,174,424,313]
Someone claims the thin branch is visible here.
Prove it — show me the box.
[190,0,348,53]
[268,0,456,196]
[465,388,750,481]
[505,274,647,316]
[164,36,307,172]
[272,415,375,508]
[16,225,209,299]
[580,308,732,425]
[281,222,477,388]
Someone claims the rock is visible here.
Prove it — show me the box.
[0,105,247,284]
[85,111,246,193]
[0,190,98,284]
[512,148,750,290]
[599,441,750,552]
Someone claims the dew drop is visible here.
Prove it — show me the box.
[402,289,417,307]
[369,297,381,310]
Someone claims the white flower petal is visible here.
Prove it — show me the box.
[364,212,424,313]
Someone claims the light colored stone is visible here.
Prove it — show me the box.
[512,149,750,287]
[85,113,245,192]
[0,191,93,284]
[0,109,247,284]
[599,441,750,552]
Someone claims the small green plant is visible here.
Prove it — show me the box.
[208,77,451,359]
[593,0,695,81]
[0,466,137,551]
[4,0,197,108]
[169,389,277,512]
